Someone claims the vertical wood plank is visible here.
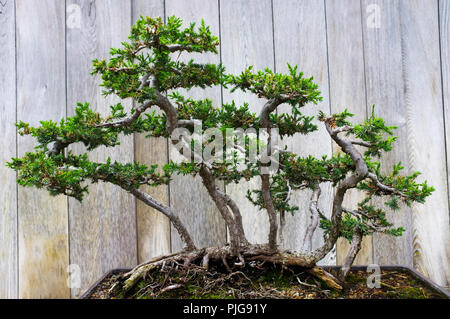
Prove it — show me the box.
[220,0,274,244]
[132,0,171,263]
[166,0,227,251]
[325,0,373,266]
[0,0,18,299]
[16,0,69,298]
[66,0,136,298]
[272,0,335,264]
[398,0,449,286]
[440,0,450,289]
[362,0,413,267]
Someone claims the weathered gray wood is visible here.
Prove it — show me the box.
[362,0,414,267]
[398,0,449,286]
[440,0,450,290]
[325,0,373,266]
[2,0,450,298]
[66,0,136,298]
[166,0,227,251]
[132,0,171,263]
[0,0,18,299]
[220,0,274,244]
[272,0,335,264]
[16,0,70,298]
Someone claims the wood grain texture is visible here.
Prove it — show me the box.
[2,0,450,298]
[398,0,449,286]
[66,0,136,298]
[166,0,227,251]
[272,0,335,264]
[220,0,274,244]
[132,0,171,263]
[362,0,414,267]
[440,0,450,289]
[16,0,70,298]
[0,0,18,299]
[325,0,373,266]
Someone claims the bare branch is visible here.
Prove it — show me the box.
[367,172,407,197]
[339,226,363,281]
[199,165,243,253]
[155,91,179,134]
[302,183,321,252]
[308,118,368,262]
[177,119,202,128]
[350,140,371,147]
[258,100,281,251]
[261,173,278,251]
[342,207,371,220]
[259,98,281,128]
[46,140,69,156]
[332,125,352,134]
[165,44,204,53]
[130,188,196,251]
[216,189,248,245]
[96,100,155,128]
[278,211,286,245]
[96,73,155,129]
[138,73,150,90]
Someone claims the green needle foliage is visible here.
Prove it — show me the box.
[7,15,433,255]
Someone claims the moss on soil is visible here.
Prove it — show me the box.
[87,264,445,299]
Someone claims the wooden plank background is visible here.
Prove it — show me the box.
[16,0,70,298]
[66,0,137,298]
[220,0,274,244]
[0,0,18,299]
[0,0,448,298]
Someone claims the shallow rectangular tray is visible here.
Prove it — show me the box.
[79,265,450,299]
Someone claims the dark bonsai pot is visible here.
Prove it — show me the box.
[79,265,450,299]
[322,265,450,299]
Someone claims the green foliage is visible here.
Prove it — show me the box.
[7,151,170,201]
[352,106,398,157]
[91,16,224,102]
[225,64,322,106]
[8,15,434,245]
[16,102,168,155]
[16,102,120,152]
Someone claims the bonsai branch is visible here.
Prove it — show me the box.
[339,226,363,281]
[302,183,321,252]
[367,172,407,198]
[199,165,245,253]
[130,188,196,252]
[308,118,369,262]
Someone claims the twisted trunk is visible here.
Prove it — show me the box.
[199,166,243,253]
[302,183,321,252]
[339,226,363,281]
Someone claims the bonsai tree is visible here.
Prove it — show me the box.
[8,16,434,293]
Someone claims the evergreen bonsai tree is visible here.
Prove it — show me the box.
[8,16,434,293]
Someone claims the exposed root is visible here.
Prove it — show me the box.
[109,245,343,297]
[306,266,343,291]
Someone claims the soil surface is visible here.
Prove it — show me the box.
[86,264,446,299]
